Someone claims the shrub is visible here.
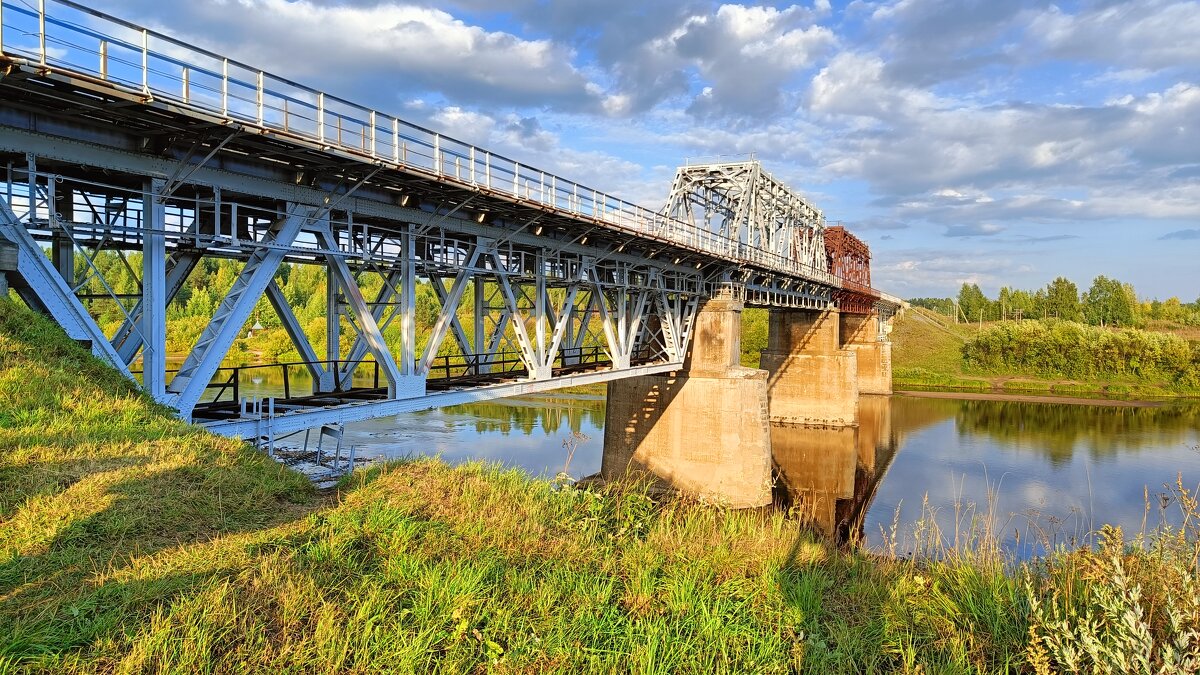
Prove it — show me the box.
[962,320,1198,385]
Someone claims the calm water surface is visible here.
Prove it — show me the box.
[861,395,1198,556]
[236,368,1199,556]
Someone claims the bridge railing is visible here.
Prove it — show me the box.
[130,346,621,406]
[0,0,846,289]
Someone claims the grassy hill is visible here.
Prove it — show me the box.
[1,298,1197,673]
[891,309,975,371]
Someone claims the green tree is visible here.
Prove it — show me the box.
[1043,277,1081,321]
[998,286,1013,320]
[1082,275,1136,327]
[1008,289,1037,320]
[1159,297,1186,323]
[957,283,994,322]
[908,297,955,315]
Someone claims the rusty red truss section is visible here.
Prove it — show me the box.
[824,226,879,314]
[825,226,872,287]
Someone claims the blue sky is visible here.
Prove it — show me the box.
[85,0,1200,300]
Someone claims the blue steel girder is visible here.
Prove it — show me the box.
[0,127,712,297]
[312,220,404,398]
[1,152,713,420]
[140,178,168,401]
[166,209,308,418]
[419,243,483,376]
[0,190,131,376]
[336,265,407,390]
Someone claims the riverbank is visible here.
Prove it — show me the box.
[892,307,1200,400]
[895,389,1169,408]
[2,298,1198,673]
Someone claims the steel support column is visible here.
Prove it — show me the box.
[326,248,340,376]
[141,178,168,402]
[399,226,417,376]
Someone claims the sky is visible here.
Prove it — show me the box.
[82,0,1200,300]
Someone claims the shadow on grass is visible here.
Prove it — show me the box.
[0,455,153,519]
[0,462,315,666]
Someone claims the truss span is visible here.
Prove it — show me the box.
[0,0,903,436]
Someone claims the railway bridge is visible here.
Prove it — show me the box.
[0,0,903,506]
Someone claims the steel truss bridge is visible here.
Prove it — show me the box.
[0,0,902,439]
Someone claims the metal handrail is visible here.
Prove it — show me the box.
[0,0,893,298]
[131,346,622,404]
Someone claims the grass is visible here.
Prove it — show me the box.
[893,368,992,392]
[2,297,1199,673]
[890,308,976,376]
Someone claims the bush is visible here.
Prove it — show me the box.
[962,320,1199,385]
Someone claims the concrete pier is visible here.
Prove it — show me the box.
[602,296,773,508]
[601,300,896,509]
[840,312,893,395]
[759,308,859,427]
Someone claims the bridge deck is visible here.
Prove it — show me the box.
[187,346,629,418]
[196,360,681,439]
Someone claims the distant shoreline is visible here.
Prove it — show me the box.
[895,389,1168,408]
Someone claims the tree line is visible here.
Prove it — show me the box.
[910,276,1200,328]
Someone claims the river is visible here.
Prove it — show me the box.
[227,370,1199,558]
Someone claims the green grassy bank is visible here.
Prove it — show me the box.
[892,308,1200,398]
[1,298,1198,673]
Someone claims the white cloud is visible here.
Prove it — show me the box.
[810,51,940,119]
[113,0,609,112]
[671,4,838,118]
[945,223,1004,237]
[809,49,1200,222]
[1029,0,1200,73]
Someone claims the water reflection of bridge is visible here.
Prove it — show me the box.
[773,395,898,542]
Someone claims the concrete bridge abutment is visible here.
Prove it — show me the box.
[759,308,859,427]
[601,295,773,508]
[840,311,893,396]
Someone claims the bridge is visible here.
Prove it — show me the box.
[0,0,904,507]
